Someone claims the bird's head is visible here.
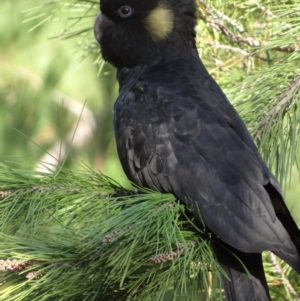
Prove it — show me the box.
[94,0,197,69]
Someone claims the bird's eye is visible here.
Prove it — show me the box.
[117,5,133,18]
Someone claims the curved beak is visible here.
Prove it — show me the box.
[94,13,114,43]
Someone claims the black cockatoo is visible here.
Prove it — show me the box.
[93,0,300,300]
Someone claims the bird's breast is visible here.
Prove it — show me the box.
[113,86,175,192]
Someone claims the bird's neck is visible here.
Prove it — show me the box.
[117,50,201,88]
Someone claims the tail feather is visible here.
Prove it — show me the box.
[213,240,271,301]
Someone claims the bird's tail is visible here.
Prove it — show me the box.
[213,240,271,301]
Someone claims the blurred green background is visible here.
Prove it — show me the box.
[0,0,299,221]
[0,1,127,184]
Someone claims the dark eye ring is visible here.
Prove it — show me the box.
[117,5,133,18]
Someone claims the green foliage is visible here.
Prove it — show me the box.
[0,164,223,301]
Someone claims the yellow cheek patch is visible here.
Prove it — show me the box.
[144,3,174,41]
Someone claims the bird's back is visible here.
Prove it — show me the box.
[114,53,300,272]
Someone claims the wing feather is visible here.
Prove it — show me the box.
[114,64,300,263]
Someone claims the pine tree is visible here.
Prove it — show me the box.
[0,1,300,300]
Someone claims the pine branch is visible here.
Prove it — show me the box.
[256,74,300,140]
[198,0,260,47]
[0,163,298,300]
[0,163,222,301]
[197,0,297,53]
[207,42,250,57]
